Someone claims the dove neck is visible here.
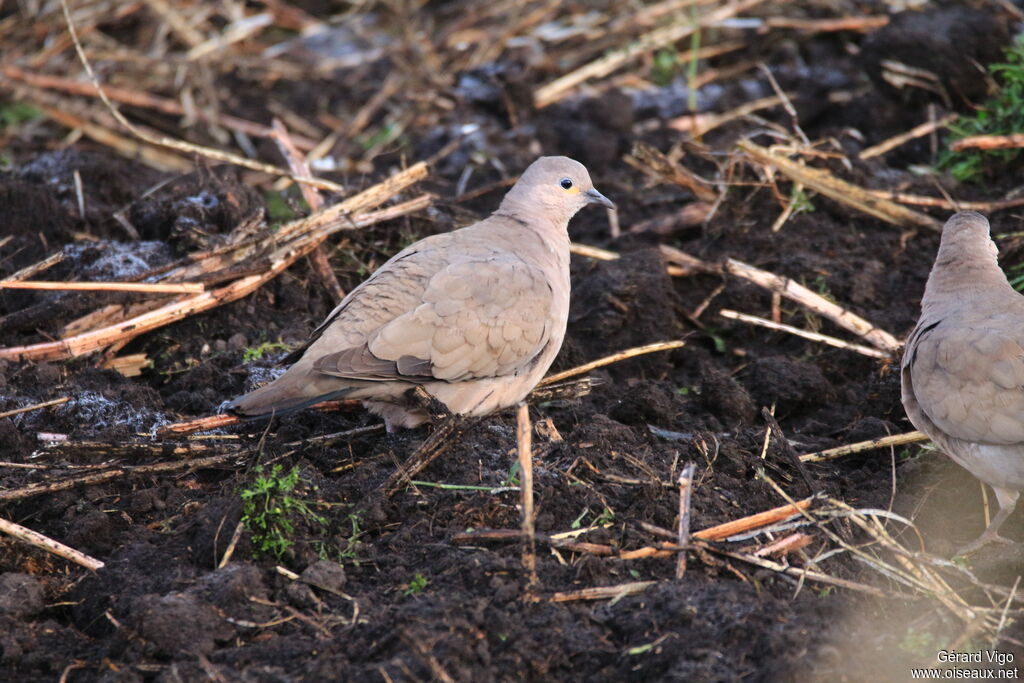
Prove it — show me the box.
[923,236,1014,305]
[493,202,570,240]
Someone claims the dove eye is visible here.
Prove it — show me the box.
[559,178,573,190]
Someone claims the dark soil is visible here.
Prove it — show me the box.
[2,2,1024,681]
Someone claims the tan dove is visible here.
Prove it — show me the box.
[902,211,1024,554]
[224,156,613,430]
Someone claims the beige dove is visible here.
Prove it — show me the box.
[902,210,1024,553]
[224,156,613,430]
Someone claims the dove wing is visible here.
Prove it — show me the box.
[306,247,554,384]
[903,317,1024,445]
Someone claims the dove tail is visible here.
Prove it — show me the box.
[221,379,355,420]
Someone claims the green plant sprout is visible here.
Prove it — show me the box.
[940,36,1024,182]
[240,465,325,559]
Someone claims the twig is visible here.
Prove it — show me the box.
[270,119,345,304]
[737,139,943,231]
[5,251,65,282]
[950,134,1024,152]
[753,532,813,557]
[859,114,958,159]
[517,402,538,591]
[676,462,696,579]
[218,521,245,570]
[0,452,247,503]
[0,515,104,571]
[101,353,149,377]
[569,243,619,261]
[761,407,817,495]
[760,15,889,31]
[40,439,244,458]
[0,397,71,420]
[800,431,928,463]
[693,498,814,541]
[625,142,718,202]
[551,581,657,603]
[0,280,204,294]
[667,95,784,138]
[719,308,890,359]
[539,340,685,385]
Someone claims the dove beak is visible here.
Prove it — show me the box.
[585,188,615,209]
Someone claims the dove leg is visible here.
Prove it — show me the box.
[956,486,1019,555]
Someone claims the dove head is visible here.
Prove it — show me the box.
[924,210,1011,305]
[498,156,614,226]
[936,211,999,267]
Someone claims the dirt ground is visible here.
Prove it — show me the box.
[2,1,1024,681]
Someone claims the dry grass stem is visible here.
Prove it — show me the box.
[800,431,928,463]
[867,190,1024,213]
[676,462,696,579]
[0,397,71,420]
[6,251,66,282]
[719,308,890,359]
[569,243,620,261]
[0,280,204,294]
[517,402,539,591]
[859,114,958,159]
[668,95,784,138]
[694,498,814,541]
[950,133,1024,151]
[539,340,686,385]
[551,581,657,603]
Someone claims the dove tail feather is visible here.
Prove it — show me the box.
[221,383,356,420]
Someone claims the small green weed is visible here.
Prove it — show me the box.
[0,102,41,130]
[503,461,521,487]
[570,506,615,529]
[242,341,291,363]
[940,36,1024,182]
[651,49,680,87]
[240,465,325,559]
[403,572,429,596]
[789,185,815,215]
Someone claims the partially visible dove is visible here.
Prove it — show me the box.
[902,211,1024,553]
[224,156,613,430]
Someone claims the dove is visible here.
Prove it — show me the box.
[224,156,613,430]
[901,211,1024,554]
